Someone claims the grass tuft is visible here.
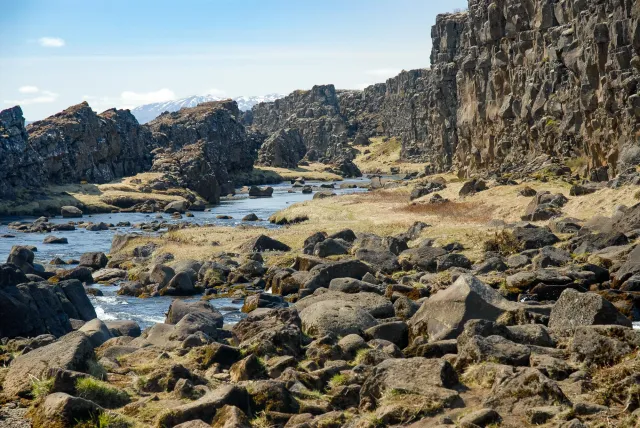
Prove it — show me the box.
[75,377,130,409]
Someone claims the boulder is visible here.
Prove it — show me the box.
[354,248,400,274]
[249,186,274,197]
[313,238,350,257]
[548,288,632,329]
[328,277,383,294]
[457,335,531,369]
[242,234,291,252]
[303,259,371,292]
[298,300,378,337]
[360,357,459,408]
[512,226,559,250]
[156,385,251,427]
[210,405,251,428]
[408,275,520,341]
[3,331,94,397]
[241,213,259,221]
[7,246,36,274]
[232,308,303,357]
[104,320,141,337]
[364,321,409,348]
[78,252,108,270]
[166,300,223,328]
[43,235,68,244]
[164,200,189,213]
[37,392,103,426]
[78,319,113,348]
[459,179,487,196]
[61,206,83,218]
[59,279,97,321]
[295,289,393,318]
[398,246,447,272]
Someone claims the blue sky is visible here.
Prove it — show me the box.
[0,0,468,120]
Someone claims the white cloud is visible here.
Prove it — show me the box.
[366,68,402,78]
[205,88,227,97]
[19,85,39,94]
[120,88,176,107]
[38,37,66,48]
[4,90,58,106]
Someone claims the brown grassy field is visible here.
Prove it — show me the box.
[113,172,640,267]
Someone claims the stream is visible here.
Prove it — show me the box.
[0,179,370,329]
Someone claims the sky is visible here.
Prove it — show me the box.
[0,0,468,121]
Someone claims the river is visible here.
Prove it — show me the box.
[0,178,370,329]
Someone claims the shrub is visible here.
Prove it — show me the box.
[483,230,521,255]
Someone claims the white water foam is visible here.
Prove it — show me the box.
[95,306,117,321]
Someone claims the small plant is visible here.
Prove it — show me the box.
[97,412,133,428]
[251,412,273,428]
[354,348,371,365]
[328,373,348,389]
[30,375,54,399]
[75,377,130,409]
[483,230,521,255]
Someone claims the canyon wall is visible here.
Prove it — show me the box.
[0,100,260,204]
[0,102,154,199]
[253,0,640,177]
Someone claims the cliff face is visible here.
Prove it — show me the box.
[0,106,35,199]
[253,0,640,177]
[26,102,155,184]
[0,103,154,199]
[147,100,261,203]
[250,85,355,165]
[439,0,640,176]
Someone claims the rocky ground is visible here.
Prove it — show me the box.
[1,156,640,428]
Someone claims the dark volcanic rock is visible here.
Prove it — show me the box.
[1,103,154,200]
[257,128,306,168]
[148,100,260,204]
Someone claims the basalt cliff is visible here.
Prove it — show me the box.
[252,0,640,178]
[0,100,260,206]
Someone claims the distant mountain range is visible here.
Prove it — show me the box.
[130,93,283,124]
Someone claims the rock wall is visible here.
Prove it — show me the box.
[441,0,640,176]
[147,100,261,203]
[26,102,155,184]
[253,0,640,176]
[0,106,36,199]
[250,85,356,165]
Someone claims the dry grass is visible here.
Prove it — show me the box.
[110,172,640,267]
[401,201,496,223]
[254,163,343,181]
[353,137,427,174]
[0,172,191,215]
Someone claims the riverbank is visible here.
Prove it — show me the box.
[2,164,640,428]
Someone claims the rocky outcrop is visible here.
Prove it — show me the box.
[0,102,154,200]
[148,100,261,203]
[256,128,306,168]
[252,1,640,177]
[0,106,32,199]
[250,85,358,167]
[437,0,640,177]
[27,102,155,184]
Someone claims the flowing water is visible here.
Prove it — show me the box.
[0,179,370,329]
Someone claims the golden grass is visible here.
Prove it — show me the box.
[254,163,343,181]
[109,172,640,267]
[353,137,426,174]
[0,172,192,215]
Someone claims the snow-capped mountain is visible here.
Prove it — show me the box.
[130,93,283,124]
